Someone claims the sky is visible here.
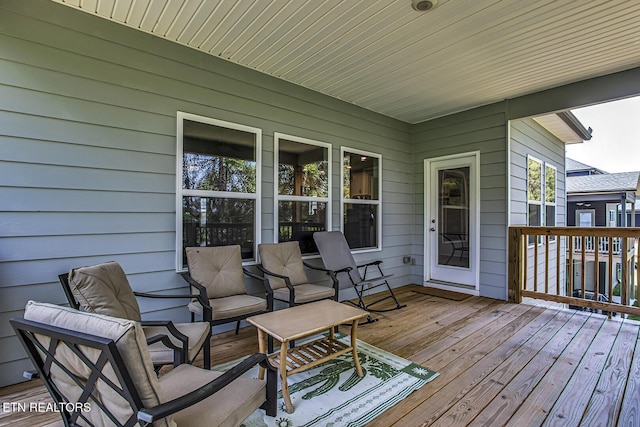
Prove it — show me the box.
[567,96,640,173]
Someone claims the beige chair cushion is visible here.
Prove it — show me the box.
[273,283,335,304]
[188,295,267,320]
[68,261,141,321]
[23,301,174,427]
[145,322,211,365]
[186,246,247,298]
[159,364,265,427]
[258,242,308,289]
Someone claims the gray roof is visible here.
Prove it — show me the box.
[566,158,606,174]
[567,171,640,194]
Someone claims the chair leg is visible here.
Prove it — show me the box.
[344,285,379,324]
[385,281,406,310]
[264,362,278,416]
[235,320,240,335]
[360,281,406,313]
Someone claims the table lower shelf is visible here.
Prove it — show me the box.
[269,336,352,376]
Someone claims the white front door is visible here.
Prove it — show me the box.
[424,152,479,289]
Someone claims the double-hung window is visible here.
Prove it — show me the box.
[341,148,382,251]
[545,164,557,229]
[527,157,543,232]
[176,112,261,270]
[274,133,331,255]
[527,156,557,244]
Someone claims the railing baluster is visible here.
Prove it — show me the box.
[581,235,586,303]
[622,237,628,306]
[594,236,599,301]
[556,235,561,296]
[534,234,538,293]
[523,232,528,293]
[609,236,614,314]
[568,234,574,296]
[545,234,550,294]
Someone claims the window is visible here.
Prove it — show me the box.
[527,157,542,233]
[527,156,558,244]
[545,164,557,229]
[341,148,382,251]
[176,112,261,270]
[274,133,331,255]
[577,210,595,227]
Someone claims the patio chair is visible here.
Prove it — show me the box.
[181,245,273,335]
[313,231,406,323]
[258,241,338,307]
[60,261,211,369]
[11,301,276,427]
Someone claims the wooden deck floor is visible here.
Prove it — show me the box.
[2,284,640,426]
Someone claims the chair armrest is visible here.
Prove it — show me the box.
[244,267,274,310]
[256,265,295,305]
[334,266,353,274]
[134,291,202,300]
[23,370,39,380]
[141,321,188,344]
[357,260,382,268]
[243,267,269,282]
[302,261,332,273]
[141,320,189,365]
[137,353,276,423]
[303,262,340,297]
[144,333,185,366]
[179,273,213,322]
[256,265,289,280]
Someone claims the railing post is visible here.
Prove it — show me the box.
[508,227,523,303]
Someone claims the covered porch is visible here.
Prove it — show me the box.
[2,285,639,426]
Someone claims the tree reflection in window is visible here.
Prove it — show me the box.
[178,115,260,268]
[276,135,330,254]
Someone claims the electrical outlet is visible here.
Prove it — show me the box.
[402,256,412,264]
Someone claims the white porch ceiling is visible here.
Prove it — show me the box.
[52,0,640,124]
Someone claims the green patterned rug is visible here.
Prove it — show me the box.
[215,333,438,427]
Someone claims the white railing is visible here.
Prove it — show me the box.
[572,236,623,255]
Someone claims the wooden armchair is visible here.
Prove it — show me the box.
[11,301,276,426]
[59,261,211,369]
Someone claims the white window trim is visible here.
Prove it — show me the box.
[340,146,383,252]
[273,133,332,256]
[176,111,261,271]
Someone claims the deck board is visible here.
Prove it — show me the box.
[1,285,639,427]
[582,321,638,426]
[469,310,588,426]
[438,309,577,426]
[618,325,640,427]
[544,318,621,426]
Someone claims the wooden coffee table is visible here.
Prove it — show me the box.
[247,299,369,413]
